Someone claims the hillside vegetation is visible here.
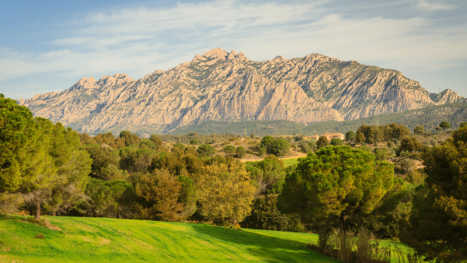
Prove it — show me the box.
[0,215,337,263]
[168,103,467,136]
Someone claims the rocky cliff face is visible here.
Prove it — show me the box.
[18,48,466,135]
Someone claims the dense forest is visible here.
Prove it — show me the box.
[1,93,467,262]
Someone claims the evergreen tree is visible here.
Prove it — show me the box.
[278,146,401,240]
[402,128,467,262]
[414,125,425,134]
[439,121,451,131]
[316,136,329,148]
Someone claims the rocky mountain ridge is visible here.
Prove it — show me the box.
[18,48,466,135]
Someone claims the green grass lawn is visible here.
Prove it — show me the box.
[0,215,339,263]
[282,157,301,167]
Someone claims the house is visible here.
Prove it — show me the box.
[322,133,345,141]
[309,134,319,141]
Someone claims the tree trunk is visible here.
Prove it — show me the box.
[340,215,348,252]
[52,211,56,216]
[35,202,41,220]
[340,215,347,238]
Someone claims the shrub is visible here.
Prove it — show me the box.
[374,147,389,161]
[223,145,236,156]
[406,169,425,184]
[330,138,343,146]
[270,138,290,157]
[299,142,310,153]
[316,136,329,148]
[400,159,415,174]
[197,144,215,157]
[236,146,246,158]
[258,148,267,157]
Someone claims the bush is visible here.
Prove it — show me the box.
[414,125,424,134]
[317,136,329,148]
[190,139,199,145]
[258,148,267,157]
[330,138,343,146]
[400,159,415,174]
[197,144,215,157]
[358,146,372,152]
[270,138,290,157]
[240,195,289,231]
[236,146,246,158]
[223,145,236,156]
[406,169,426,184]
[400,137,423,152]
[299,142,310,153]
[374,148,389,161]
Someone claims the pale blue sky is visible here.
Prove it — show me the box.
[1,0,466,99]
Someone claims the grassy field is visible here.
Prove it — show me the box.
[0,215,339,263]
[282,157,301,167]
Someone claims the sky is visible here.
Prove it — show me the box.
[0,0,466,100]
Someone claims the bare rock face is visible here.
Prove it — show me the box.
[20,48,466,136]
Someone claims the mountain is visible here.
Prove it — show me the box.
[18,48,466,136]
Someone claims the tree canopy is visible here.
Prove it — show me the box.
[401,127,467,262]
[278,146,401,237]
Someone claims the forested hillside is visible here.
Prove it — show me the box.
[168,103,467,136]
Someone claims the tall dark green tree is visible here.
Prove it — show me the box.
[316,136,329,148]
[401,128,467,262]
[440,121,451,131]
[45,123,92,216]
[278,146,401,239]
[0,96,43,194]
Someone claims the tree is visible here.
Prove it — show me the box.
[135,169,184,221]
[316,136,329,149]
[190,139,199,145]
[241,195,290,231]
[236,146,246,158]
[414,125,424,135]
[20,118,58,220]
[45,124,92,216]
[400,137,423,153]
[197,144,215,157]
[83,144,124,180]
[330,138,343,146]
[298,142,310,153]
[435,126,442,133]
[460,122,467,129]
[250,133,255,139]
[439,121,451,131]
[223,145,236,156]
[345,131,356,141]
[0,96,43,195]
[278,146,401,240]
[401,127,467,262]
[260,136,275,152]
[197,160,256,223]
[271,138,290,156]
[85,178,134,218]
[374,147,390,162]
[119,130,141,147]
[246,157,286,195]
[258,148,267,157]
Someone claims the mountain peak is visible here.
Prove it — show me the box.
[20,50,466,136]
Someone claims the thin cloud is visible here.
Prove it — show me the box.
[0,0,466,99]
[417,0,455,11]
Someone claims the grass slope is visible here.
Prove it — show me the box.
[0,215,338,263]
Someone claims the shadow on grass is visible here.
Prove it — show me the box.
[191,224,338,263]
